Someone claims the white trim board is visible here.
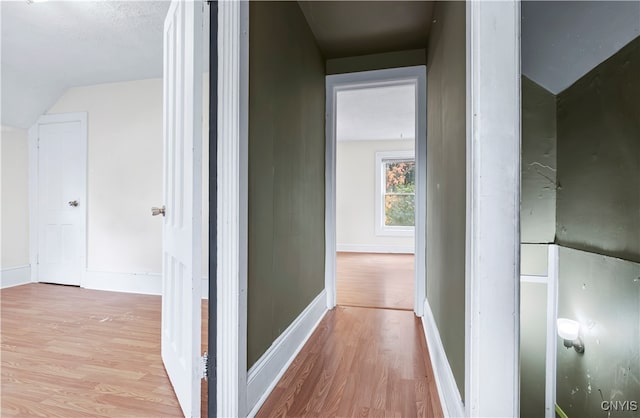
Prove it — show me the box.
[336,244,414,254]
[247,290,328,417]
[465,1,521,416]
[544,245,559,418]
[82,271,209,299]
[0,265,32,289]
[521,274,548,284]
[217,1,250,416]
[82,271,162,295]
[34,270,210,298]
[518,244,559,418]
[422,298,465,418]
[325,66,427,316]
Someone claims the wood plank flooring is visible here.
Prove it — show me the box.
[336,252,414,310]
[256,306,443,418]
[0,283,208,417]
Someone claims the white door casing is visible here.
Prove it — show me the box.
[217,0,250,416]
[161,1,203,417]
[465,1,521,416]
[29,113,87,286]
[325,66,427,316]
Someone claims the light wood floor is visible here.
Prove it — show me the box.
[336,252,414,310]
[0,283,208,417]
[257,306,443,418]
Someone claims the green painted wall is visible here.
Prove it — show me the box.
[521,244,549,276]
[247,1,326,368]
[326,49,426,75]
[522,76,557,244]
[556,247,640,418]
[425,0,466,399]
[556,36,640,263]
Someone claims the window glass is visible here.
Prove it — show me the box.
[383,159,415,227]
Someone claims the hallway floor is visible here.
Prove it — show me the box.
[336,252,414,310]
[256,306,443,418]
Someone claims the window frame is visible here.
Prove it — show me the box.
[374,150,416,236]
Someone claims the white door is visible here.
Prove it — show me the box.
[35,114,87,286]
[160,1,203,417]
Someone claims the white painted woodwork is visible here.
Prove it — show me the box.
[0,265,31,289]
[518,245,560,418]
[422,298,465,417]
[465,1,521,416]
[545,245,559,418]
[325,66,427,316]
[217,0,250,416]
[32,114,87,286]
[247,291,328,416]
[161,1,203,417]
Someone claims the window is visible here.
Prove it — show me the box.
[375,151,415,236]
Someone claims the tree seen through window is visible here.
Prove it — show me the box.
[384,159,415,226]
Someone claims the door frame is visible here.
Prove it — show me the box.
[465,1,521,416]
[216,1,250,417]
[216,0,522,415]
[324,66,427,316]
[28,112,88,285]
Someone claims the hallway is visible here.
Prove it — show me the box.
[336,252,414,310]
[256,306,443,417]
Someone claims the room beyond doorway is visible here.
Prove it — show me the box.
[327,66,425,314]
[336,252,414,310]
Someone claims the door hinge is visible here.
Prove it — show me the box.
[200,351,208,381]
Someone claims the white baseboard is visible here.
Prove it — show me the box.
[83,270,162,295]
[336,244,414,254]
[81,271,210,298]
[0,265,32,289]
[247,289,328,416]
[422,298,465,418]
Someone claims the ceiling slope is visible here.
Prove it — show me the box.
[1,1,170,129]
[522,1,640,94]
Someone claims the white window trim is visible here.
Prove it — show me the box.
[374,150,415,237]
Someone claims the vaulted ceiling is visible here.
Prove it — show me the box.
[521,1,640,94]
[1,1,171,129]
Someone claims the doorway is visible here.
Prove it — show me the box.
[334,83,417,310]
[325,66,427,316]
[29,113,87,286]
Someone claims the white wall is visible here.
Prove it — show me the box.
[1,126,30,268]
[336,139,414,253]
[47,76,209,277]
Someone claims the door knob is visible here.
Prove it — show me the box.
[151,206,166,217]
[68,200,79,207]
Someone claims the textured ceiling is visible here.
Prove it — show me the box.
[298,1,433,59]
[522,1,640,94]
[337,84,415,142]
[1,1,171,128]
[5,1,638,129]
